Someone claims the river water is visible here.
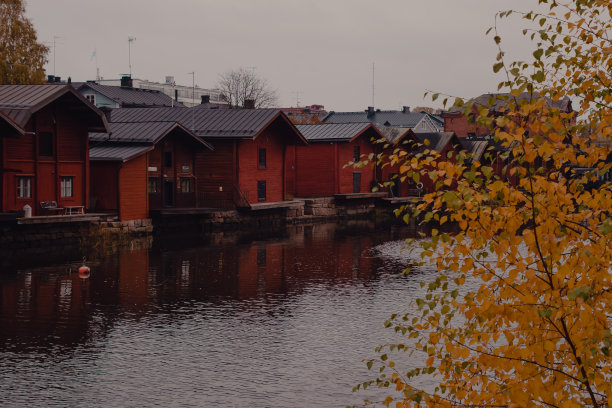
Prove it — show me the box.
[0,222,437,408]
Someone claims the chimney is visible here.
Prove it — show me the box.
[47,75,55,83]
[120,75,133,88]
[402,106,410,113]
[201,95,210,104]
[174,89,178,102]
[54,76,61,83]
[244,99,255,109]
[366,106,375,117]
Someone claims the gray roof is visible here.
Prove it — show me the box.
[109,107,306,143]
[0,84,109,132]
[296,123,379,142]
[414,132,457,153]
[89,145,153,162]
[89,121,213,149]
[324,109,427,128]
[79,82,181,108]
[376,126,414,144]
[446,92,572,114]
[458,139,488,161]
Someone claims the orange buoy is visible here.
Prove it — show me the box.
[78,265,90,278]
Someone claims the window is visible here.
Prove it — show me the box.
[85,94,95,104]
[39,132,53,157]
[17,177,32,198]
[257,180,266,202]
[164,152,172,168]
[353,145,360,162]
[180,177,192,193]
[148,177,159,193]
[258,148,266,169]
[60,177,73,197]
[352,172,361,193]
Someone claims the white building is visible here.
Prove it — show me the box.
[95,76,225,107]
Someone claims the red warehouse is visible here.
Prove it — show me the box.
[89,122,212,221]
[109,107,307,209]
[294,123,380,197]
[0,85,108,216]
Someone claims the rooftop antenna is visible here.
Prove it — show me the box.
[292,91,301,107]
[128,36,136,76]
[90,47,99,80]
[188,72,195,130]
[371,62,375,108]
[53,36,62,77]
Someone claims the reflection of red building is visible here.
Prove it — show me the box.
[0,85,108,215]
[294,123,380,197]
[89,122,212,220]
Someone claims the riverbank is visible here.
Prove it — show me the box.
[0,196,420,268]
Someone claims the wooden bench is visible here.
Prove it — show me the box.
[64,205,84,215]
[40,201,64,215]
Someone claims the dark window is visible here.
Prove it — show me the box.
[148,177,159,193]
[164,152,172,168]
[353,145,360,162]
[258,148,266,169]
[163,181,174,206]
[257,180,266,202]
[39,132,53,157]
[353,172,361,193]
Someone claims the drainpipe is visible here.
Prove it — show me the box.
[117,163,122,220]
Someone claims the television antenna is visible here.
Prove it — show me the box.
[128,37,136,76]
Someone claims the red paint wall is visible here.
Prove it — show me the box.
[237,128,285,203]
[295,143,336,196]
[1,103,89,215]
[118,154,148,221]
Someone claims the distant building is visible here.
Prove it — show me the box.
[323,106,443,133]
[280,105,327,123]
[78,78,181,109]
[94,75,224,107]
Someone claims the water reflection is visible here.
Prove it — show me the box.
[0,222,423,407]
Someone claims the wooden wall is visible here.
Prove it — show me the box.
[194,140,236,208]
[118,154,148,221]
[90,162,119,211]
[1,102,89,215]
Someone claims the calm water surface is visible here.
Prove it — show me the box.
[0,223,437,407]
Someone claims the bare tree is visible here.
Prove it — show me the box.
[216,67,278,108]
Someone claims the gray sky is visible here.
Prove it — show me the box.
[25,0,540,111]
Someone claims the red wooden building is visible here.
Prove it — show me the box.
[0,85,108,216]
[109,107,307,209]
[89,122,212,221]
[293,123,381,197]
[378,129,463,196]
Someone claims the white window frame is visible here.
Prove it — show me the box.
[85,94,96,105]
[60,177,74,198]
[17,176,32,198]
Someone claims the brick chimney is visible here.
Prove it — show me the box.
[366,106,375,117]
[402,106,410,113]
[201,95,210,104]
[244,99,255,109]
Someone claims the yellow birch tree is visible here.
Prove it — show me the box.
[357,0,611,407]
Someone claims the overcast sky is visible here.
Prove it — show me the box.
[25,0,541,111]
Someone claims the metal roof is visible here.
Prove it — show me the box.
[323,110,428,128]
[0,85,109,132]
[296,123,378,142]
[414,132,457,153]
[89,121,213,150]
[458,139,488,161]
[446,92,573,114]
[0,109,24,136]
[89,144,153,162]
[110,107,306,143]
[79,82,181,107]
